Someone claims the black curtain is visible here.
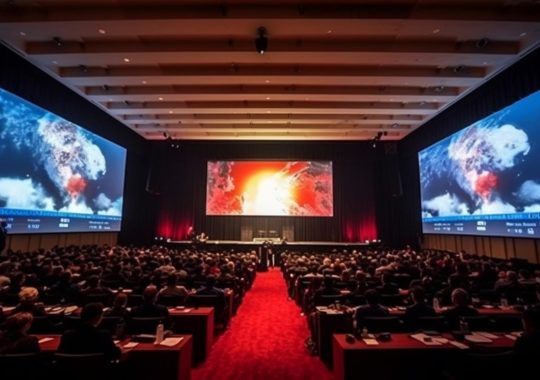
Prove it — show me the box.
[152,141,381,242]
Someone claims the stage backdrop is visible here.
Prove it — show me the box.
[151,141,387,242]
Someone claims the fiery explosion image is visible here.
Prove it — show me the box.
[206,161,333,216]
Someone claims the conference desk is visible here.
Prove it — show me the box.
[332,332,518,380]
[169,307,214,364]
[315,305,520,369]
[38,334,193,380]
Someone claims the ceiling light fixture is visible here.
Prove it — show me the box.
[255,27,268,54]
[98,29,106,34]
[53,37,62,47]
[123,58,131,63]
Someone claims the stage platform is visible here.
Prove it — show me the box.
[166,239,379,251]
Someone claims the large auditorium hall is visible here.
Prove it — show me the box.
[1,1,540,380]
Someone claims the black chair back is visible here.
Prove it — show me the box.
[0,353,45,380]
[417,316,448,332]
[157,294,185,307]
[490,315,523,332]
[380,294,404,307]
[314,295,344,307]
[461,315,491,331]
[129,317,163,334]
[363,316,403,333]
[99,316,123,335]
[84,293,111,306]
[63,315,82,331]
[127,294,143,307]
[349,295,366,306]
[53,353,109,380]
[28,315,57,334]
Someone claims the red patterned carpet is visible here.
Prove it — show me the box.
[192,268,334,380]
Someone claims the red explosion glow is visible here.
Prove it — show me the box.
[474,172,498,200]
[66,175,87,196]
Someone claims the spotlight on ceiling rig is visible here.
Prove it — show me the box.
[255,27,268,54]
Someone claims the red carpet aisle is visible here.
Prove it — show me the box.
[192,268,334,380]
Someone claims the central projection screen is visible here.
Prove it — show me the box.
[419,89,540,238]
[206,161,333,216]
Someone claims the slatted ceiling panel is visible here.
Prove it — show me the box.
[1,0,540,141]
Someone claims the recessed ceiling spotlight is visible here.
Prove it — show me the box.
[432,28,440,34]
[52,60,58,65]
[266,97,271,100]
[266,110,271,113]
[255,26,268,54]
[483,61,488,65]
[19,31,26,36]
[327,30,332,34]
[265,79,270,83]
[141,80,147,84]
[123,58,130,63]
[168,110,174,114]
[520,32,527,37]
[158,97,164,101]
[98,29,106,34]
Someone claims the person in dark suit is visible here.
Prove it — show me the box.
[58,303,121,361]
[196,275,227,310]
[104,292,130,321]
[443,288,479,329]
[404,286,437,331]
[355,289,389,329]
[313,276,341,305]
[131,285,169,319]
[513,306,540,375]
[0,312,40,354]
[376,272,400,295]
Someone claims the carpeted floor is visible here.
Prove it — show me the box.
[192,268,334,380]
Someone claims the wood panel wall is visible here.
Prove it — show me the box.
[424,234,540,264]
[5,233,118,252]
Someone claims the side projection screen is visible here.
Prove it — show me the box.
[0,87,127,234]
[419,89,540,238]
[206,161,333,216]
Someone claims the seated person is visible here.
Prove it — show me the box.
[158,274,189,302]
[355,289,389,329]
[403,286,437,331]
[58,303,121,361]
[376,272,400,295]
[436,275,462,306]
[13,287,46,316]
[313,276,341,305]
[0,312,40,354]
[131,285,169,319]
[104,292,130,321]
[195,276,226,310]
[513,306,540,375]
[443,288,479,329]
[82,276,112,298]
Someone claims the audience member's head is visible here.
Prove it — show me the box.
[142,285,158,304]
[80,303,104,327]
[113,292,128,308]
[451,288,470,308]
[205,275,216,288]
[18,287,39,304]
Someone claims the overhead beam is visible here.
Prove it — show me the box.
[131,123,413,131]
[2,4,540,22]
[60,64,486,79]
[121,113,424,122]
[86,84,460,98]
[26,38,519,56]
[107,100,439,111]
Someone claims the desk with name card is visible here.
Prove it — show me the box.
[332,332,518,380]
[38,334,193,380]
[315,305,520,369]
[169,307,215,364]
